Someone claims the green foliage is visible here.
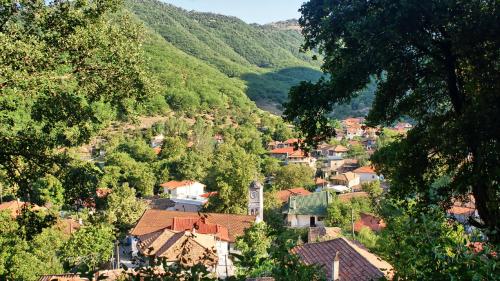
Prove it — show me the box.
[233,221,326,281]
[62,224,115,273]
[101,152,155,196]
[205,144,260,214]
[272,123,295,141]
[32,174,65,208]
[117,139,158,163]
[62,160,102,208]
[376,128,400,149]
[170,150,211,181]
[347,143,369,165]
[273,165,314,190]
[285,0,500,242]
[126,259,217,280]
[126,0,330,113]
[235,222,272,275]
[261,157,281,177]
[16,208,57,241]
[378,201,500,280]
[355,227,379,251]
[326,196,372,230]
[0,211,66,281]
[160,136,187,161]
[105,184,148,235]
[263,190,284,230]
[361,181,383,202]
[0,0,153,197]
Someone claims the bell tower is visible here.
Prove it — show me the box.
[248,181,264,223]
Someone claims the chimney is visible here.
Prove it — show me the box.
[331,251,340,281]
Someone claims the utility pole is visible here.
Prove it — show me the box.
[116,240,120,269]
[351,206,355,238]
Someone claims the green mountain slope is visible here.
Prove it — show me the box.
[126,0,323,112]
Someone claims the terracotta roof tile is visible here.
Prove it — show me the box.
[333,145,349,153]
[292,238,392,281]
[270,147,306,158]
[160,180,203,190]
[284,138,300,144]
[354,213,386,232]
[130,210,255,242]
[137,229,218,267]
[171,217,230,241]
[0,201,43,217]
[200,191,218,198]
[353,166,376,174]
[38,275,88,281]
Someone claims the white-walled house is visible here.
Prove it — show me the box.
[283,191,334,228]
[160,180,207,212]
[330,172,360,188]
[128,210,256,278]
[161,180,205,198]
[353,166,380,183]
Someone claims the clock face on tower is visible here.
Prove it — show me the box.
[250,191,257,199]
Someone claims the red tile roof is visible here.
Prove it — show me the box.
[333,145,349,153]
[171,217,230,241]
[0,201,43,217]
[276,188,312,203]
[292,238,392,281]
[160,180,199,190]
[270,147,306,158]
[153,147,161,155]
[200,191,218,198]
[284,138,300,144]
[130,210,255,242]
[354,213,386,232]
[38,275,88,281]
[353,166,376,174]
[315,178,328,185]
[96,188,112,198]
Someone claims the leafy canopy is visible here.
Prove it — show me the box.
[285,0,500,242]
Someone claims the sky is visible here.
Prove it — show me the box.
[160,0,306,24]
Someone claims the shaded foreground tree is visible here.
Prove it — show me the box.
[0,0,153,199]
[285,0,500,242]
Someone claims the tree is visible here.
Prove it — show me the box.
[205,144,260,214]
[170,150,211,181]
[261,156,281,177]
[105,184,148,235]
[376,128,400,149]
[100,152,155,196]
[361,181,383,203]
[273,165,314,190]
[159,136,187,161]
[16,208,57,241]
[32,175,65,208]
[117,139,158,163]
[235,222,272,276]
[0,0,153,199]
[284,0,500,242]
[0,211,66,281]
[378,200,499,280]
[272,122,295,142]
[62,160,102,208]
[326,195,372,230]
[62,224,115,273]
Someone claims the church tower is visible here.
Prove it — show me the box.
[248,181,264,223]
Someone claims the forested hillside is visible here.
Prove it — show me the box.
[126,0,324,112]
